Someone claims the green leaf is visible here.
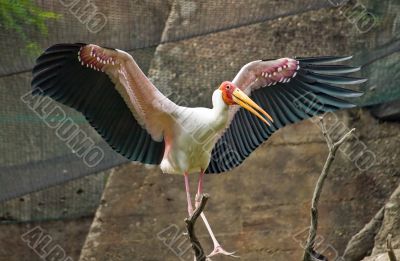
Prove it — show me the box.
[0,0,60,55]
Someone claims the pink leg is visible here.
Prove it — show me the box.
[195,170,204,206]
[195,170,238,258]
[184,172,194,216]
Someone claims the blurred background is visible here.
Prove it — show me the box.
[0,0,399,260]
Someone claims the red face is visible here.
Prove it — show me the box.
[218,81,274,125]
[219,81,236,105]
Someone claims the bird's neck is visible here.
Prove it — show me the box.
[212,90,229,112]
[211,90,229,128]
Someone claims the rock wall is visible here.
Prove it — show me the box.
[0,218,92,261]
[0,173,108,261]
[344,184,400,261]
[79,108,400,261]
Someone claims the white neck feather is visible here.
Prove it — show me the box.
[212,90,228,113]
[210,90,229,129]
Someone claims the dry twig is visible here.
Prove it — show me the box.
[303,117,355,261]
[185,193,209,261]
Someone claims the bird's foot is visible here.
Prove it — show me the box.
[194,193,239,258]
[207,245,239,258]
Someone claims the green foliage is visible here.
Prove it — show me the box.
[0,0,61,56]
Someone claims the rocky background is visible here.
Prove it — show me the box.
[0,0,399,261]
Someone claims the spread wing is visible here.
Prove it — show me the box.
[206,56,366,174]
[32,43,178,165]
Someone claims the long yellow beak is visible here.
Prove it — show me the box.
[232,88,273,126]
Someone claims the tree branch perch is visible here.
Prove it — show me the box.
[185,193,209,261]
[303,117,355,261]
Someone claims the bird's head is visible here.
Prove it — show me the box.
[219,81,273,125]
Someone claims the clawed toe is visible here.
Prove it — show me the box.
[207,245,239,258]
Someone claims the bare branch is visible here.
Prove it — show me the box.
[185,194,209,261]
[333,128,355,149]
[318,117,333,149]
[303,117,355,261]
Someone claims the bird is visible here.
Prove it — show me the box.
[31,43,366,257]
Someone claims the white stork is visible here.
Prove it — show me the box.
[32,43,365,257]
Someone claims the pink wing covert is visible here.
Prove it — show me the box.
[227,58,300,124]
[233,58,300,93]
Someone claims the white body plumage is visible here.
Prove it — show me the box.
[160,90,229,174]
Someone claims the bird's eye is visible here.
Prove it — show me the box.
[226,85,230,90]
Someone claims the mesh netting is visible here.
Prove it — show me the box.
[0,0,399,221]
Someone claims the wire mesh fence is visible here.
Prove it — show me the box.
[0,0,399,222]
